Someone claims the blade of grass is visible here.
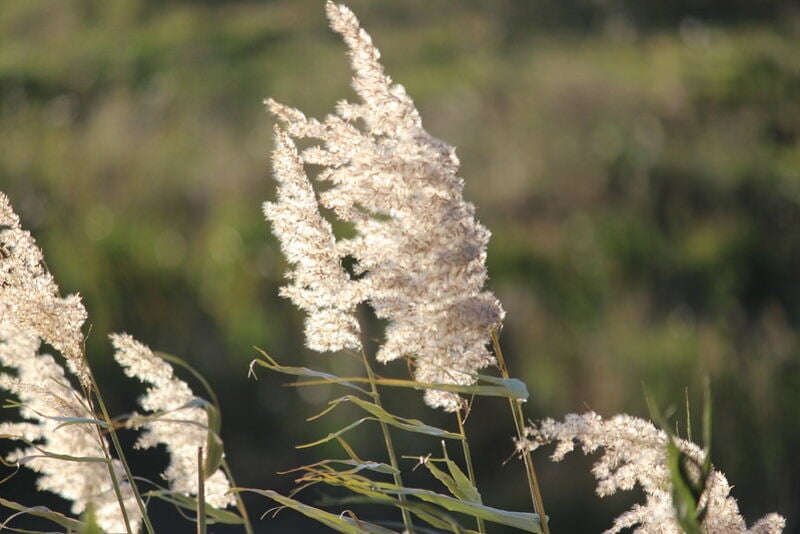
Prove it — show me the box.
[249,349,369,395]
[297,466,541,532]
[456,411,485,533]
[85,370,154,534]
[327,395,464,440]
[0,498,84,531]
[141,490,244,524]
[235,489,396,534]
[286,375,528,400]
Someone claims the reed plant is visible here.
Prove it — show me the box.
[0,2,786,533]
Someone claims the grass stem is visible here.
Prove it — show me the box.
[87,371,156,534]
[222,459,255,534]
[360,348,415,534]
[197,447,207,534]
[491,330,550,534]
[88,411,133,534]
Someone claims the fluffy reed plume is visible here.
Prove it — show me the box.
[519,412,785,533]
[264,129,363,353]
[0,192,90,388]
[112,333,235,509]
[0,194,139,532]
[265,1,504,411]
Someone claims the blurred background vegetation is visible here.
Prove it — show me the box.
[1,0,799,532]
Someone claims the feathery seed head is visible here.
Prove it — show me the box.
[111,333,235,509]
[0,324,140,533]
[519,413,785,533]
[0,194,134,531]
[0,192,90,388]
[265,3,504,411]
[263,128,363,353]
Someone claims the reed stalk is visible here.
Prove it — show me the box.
[222,459,255,534]
[87,371,156,534]
[88,407,133,534]
[359,348,415,534]
[491,330,549,534]
[197,447,207,534]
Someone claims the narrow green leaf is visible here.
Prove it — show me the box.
[334,396,464,440]
[143,490,244,525]
[198,399,221,438]
[318,438,401,476]
[249,350,370,395]
[330,495,467,533]
[443,460,481,504]
[202,402,224,479]
[474,375,529,401]
[51,416,110,431]
[2,398,23,410]
[15,452,109,465]
[153,352,228,480]
[305,458,399,476]
[155,351,221,408]
[422,459,462,499]
[666,440,702,534]
[236,489,396,533]
[279,374,528,401]
[204,432,225,480]
[382,487,540,532]
[684,387,692,443]
[701,378,713,478]
[79,504,103,534]
[399,503,465,533]
[359,376,527,400]
[435,445,482,504]
[296,418,372,449]
[318,475,539,533]
[0,497,84,531]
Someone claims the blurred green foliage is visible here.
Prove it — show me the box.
[1,0,799,532]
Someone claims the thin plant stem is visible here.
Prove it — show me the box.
[87,370,156,534]
[197,447,207,534]
[490,330,550,534]
[456,409,486,534]
[221,459,255,534]
[88,412,133,534]
[359,348,415,534]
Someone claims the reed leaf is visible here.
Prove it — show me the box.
[297,469,540,532]
[237,489,396,533]
[142,491,245,525]
[250,349,369,395]
[381,486,540,532]
[327,495,470,533]
[296,418,372,449]
[330,395,463,440]
[421,455,481,504]
[79,505,102,534]
[281,458,399,477]
[0,497,84,531]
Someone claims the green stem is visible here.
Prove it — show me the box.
[456,410,486,534]
[89,415,133,534]
[491,330,550,534]
[222,459,255,534]
[197,447,207,534]
[360,348,415,534]
[88,371,156,534]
